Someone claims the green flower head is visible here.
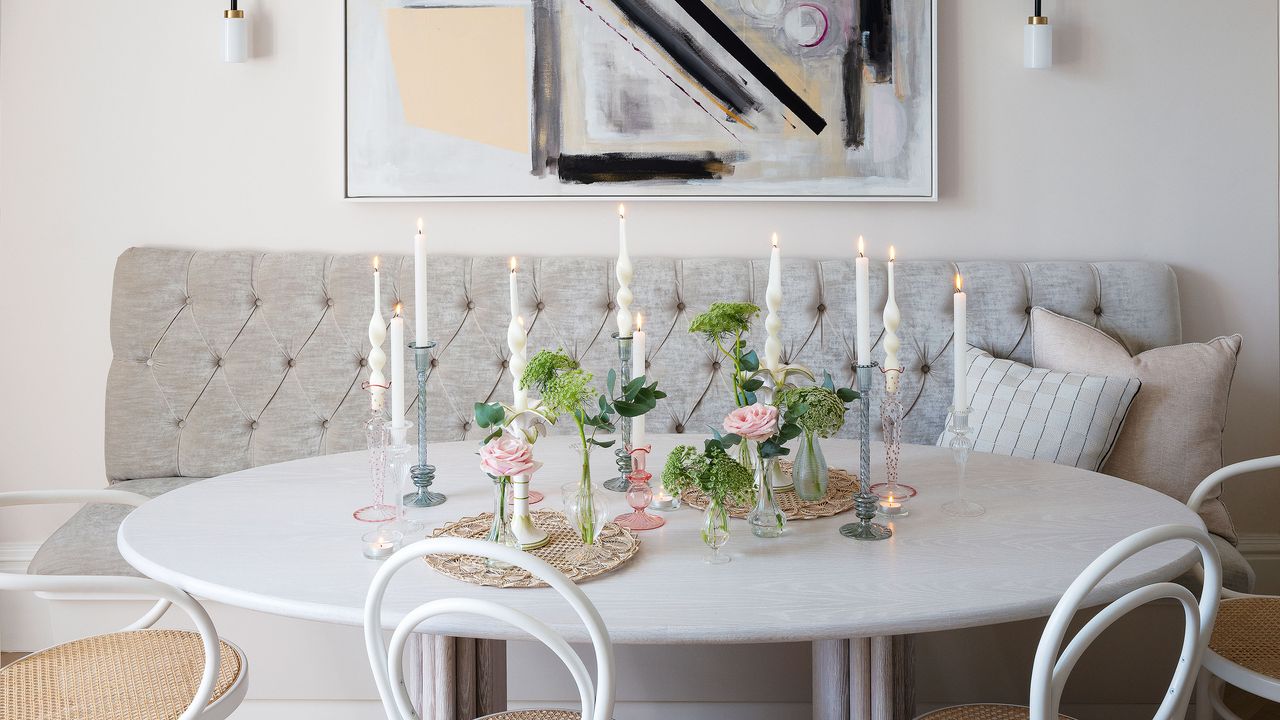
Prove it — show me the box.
[778,386,847,438]
[688,302,761,342]
[661,442,755,506]
[520,349,593,417]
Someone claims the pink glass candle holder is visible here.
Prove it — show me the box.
[613,446,665,531]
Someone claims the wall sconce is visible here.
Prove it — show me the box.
[1024,0,1051,69]
[224,0,248,63]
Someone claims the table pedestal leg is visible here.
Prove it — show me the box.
[409,634,507,720]
[814,636,913,720]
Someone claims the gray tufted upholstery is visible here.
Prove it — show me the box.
[41,248,1257,589]
[100,249,1182,479]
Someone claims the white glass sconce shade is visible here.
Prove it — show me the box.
[1024,18,1052,69]
[224,11,248,63]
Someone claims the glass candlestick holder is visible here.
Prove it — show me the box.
[604,332,633,493]
[941,407,985,518]
[613,445,665,531]
[403,341,446,508]
[354,394,396,523]
[839,363,892,541]
[387,421,424,534]
[870,382,916,518]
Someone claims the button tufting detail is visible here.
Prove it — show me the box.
[254,298,263,307]
[326,298,335,307]
[430,358,439,368]
[607,301,616,311]
[250,421,259,430]
[1094,306,1103,315]
[176,420,186,429]
[817,303,827,312]
[1025,306,1032,315]
[287,358,296,368]
[184,297,192,306]
[675,424,685,433]
[712,361,721,370]
[501,359,509,369]
[215,358,224,368]
[921,364,931,373]
[536,302,545,310]
[321,420,330,429]
[676,302,686,311]
[145,358,154,367]
[359,358,368,367]
[467,301,475,310]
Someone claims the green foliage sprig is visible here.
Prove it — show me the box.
[688,302,762,407]
[661,442,755,507]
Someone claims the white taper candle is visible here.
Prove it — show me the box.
[368,257,387,411]
[615,205,634,338]
[508,257,528,412]
[390,305,406,437]
[631,314,647,448]
[764,233,783,374]
[883,246,901,393]
[413,218,428,344]
[953,273,968,411]
[855,236,871,366]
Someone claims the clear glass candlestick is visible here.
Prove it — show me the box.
[387,421,424,534]
[871,384,916,518]
[840,364,892,541]
[605,332,633,493]
[403,342,446,508]
[354,401,396,523]
[941,407,985,518]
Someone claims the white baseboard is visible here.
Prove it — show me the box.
[0,543,39,574]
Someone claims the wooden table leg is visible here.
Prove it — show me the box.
[408,635,507,720]
[814,639,851,720]
[850,636,913,720]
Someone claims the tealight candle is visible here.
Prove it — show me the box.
[877,493,908,518]
[361,527,403,560]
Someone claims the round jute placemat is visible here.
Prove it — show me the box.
[679,461,859,520]
[425,510,640,588]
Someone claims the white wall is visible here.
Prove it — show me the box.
[2,0,1278,715]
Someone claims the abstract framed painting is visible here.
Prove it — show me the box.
[345,0,936,200]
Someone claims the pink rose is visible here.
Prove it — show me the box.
[479,436,542,478]
[723,403,779,442]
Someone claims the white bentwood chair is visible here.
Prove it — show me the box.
[916,523,1222,720]
[1189,456,1280,720]
[0,489,248,720]
[365,537,615,720]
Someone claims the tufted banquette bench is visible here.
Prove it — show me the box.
[28,248,1252,590]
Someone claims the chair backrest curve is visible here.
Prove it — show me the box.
[364,537,615,720]
[1028,524,1222,720]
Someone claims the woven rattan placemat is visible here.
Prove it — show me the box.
[425,510,640,588]
[679,461,858,520]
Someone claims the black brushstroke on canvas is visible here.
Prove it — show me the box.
[608,0,760,117]
[531,0,562,176]
[557,152,736,184]
[842,38,865,148]
[860,0,893,83]
[669,0,827,135]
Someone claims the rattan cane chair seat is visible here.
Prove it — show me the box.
[1209,596,1280,680]
[479,710,587,720]
[916,704,1076,720]
[0,629,243,720]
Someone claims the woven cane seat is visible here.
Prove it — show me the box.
[479,710,584,720]
[1209,596,1280,680]
[916,704,1076,720]
[0,629,243,720]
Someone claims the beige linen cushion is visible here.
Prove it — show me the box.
[1030,307,1241,542]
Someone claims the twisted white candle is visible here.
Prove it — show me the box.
[508,258,528,411]
[615,205,634,338]
[368,257,387,411]
[883,246,901,393]
[764,233,783,374]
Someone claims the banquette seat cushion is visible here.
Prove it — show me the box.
[27,249,1252,591]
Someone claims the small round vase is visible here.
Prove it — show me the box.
[701,498,731,564]
[792,430,829,501]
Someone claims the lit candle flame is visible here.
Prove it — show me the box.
[373,256,380,272]
[955,273,964,292]
[889,245,896,262]
[393,303,402,317]
[857,235,865,258]
[618,203,626,219]
[771,232,779,249]
[636,312,644,331]
[510,256,518,273]
[416,217,424,234]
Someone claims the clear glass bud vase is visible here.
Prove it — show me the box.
[485,477,518,568]
[746,443,786,538]
[792,429,829,501]
[566,443,609,564]
[701,498,731,564]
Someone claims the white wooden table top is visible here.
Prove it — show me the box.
[118,434,1203,644]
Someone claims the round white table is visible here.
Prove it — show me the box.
[118,435,1204,720]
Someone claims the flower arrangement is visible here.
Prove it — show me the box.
[660,441,756,508]
[688,302,814,407]
[777,374,859,439]
[516,349,665,546]
[478,435,542,479]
